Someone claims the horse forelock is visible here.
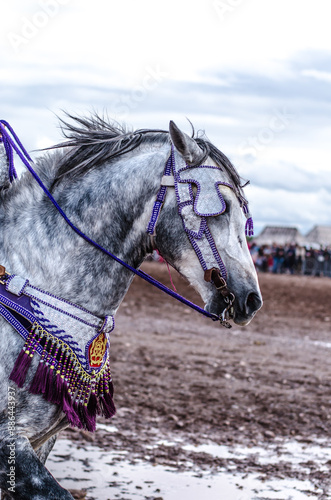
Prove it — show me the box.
[44,112,247,196]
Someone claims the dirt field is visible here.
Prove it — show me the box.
[59,262,331,499]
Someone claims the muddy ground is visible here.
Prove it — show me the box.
[60,262,331,498]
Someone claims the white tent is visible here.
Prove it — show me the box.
[254,226,303,246]
[304,226,331,247]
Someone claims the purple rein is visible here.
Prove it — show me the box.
[0,120,221,323]
[0,120,23,182]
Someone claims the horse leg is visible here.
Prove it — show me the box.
[32,416,69,465]
[35,435,58,465]
[0,434,74,500]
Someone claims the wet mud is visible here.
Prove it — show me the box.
[57,263,331,499]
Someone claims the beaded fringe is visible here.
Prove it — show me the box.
[243,203,254,237]
[245,217,254,237]
[9,322,116,432]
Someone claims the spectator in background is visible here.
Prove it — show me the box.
[295,244,305,274]
[272,245,285,274]
[247,241,331,277]
[284,244,296,274]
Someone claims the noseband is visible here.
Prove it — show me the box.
[147,147,253,326]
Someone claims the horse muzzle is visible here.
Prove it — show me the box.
[204,267,262,327]
[232,290,263,326]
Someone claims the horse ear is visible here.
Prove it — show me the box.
[169,121,204,166]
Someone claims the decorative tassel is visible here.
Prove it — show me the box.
[87,390,99,417]
[100,391,116,418]
[44,365,55,401]
[48,342,67,405]
[245,217,254,237]
[39,364,49,394]
[9,325,39,388]
[62,387,81,428]
[29,361,47,394]
[8,316,116,431]
[97,365,116,418]
[9,349,33,388]
[73,399,84,429]
[51,371,65,405]
[78,378,97,432]
[109,380,114,398]
[82,403,96,432]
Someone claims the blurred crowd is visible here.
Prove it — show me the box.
[248,242,331,277]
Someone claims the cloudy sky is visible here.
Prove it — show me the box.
[1,0,331,234]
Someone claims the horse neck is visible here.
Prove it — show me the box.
[0,145,169,316]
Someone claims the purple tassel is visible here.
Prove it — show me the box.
[245,217,254,237]
[62,388,81,428]
[73,400,84,429]
[9,350,33,388]
[39,364,49,394]
[87,391,99,417]
[29,361,46,394]
[82,404,96,432]
[50,373,65,405]
[44,366,55,401]
[108,380,114,398]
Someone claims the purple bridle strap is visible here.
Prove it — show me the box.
[0,121,220,322]
[0,120,21,182]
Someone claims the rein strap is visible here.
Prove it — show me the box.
[0,121,221,323]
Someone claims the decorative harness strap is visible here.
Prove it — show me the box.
[147,146,255,324]
[0,121,226,324]
[0,269,115,432]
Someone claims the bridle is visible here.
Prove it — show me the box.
[0,121,253,329]
[147,146,254,326]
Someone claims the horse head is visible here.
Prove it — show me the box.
[154,121,262,326]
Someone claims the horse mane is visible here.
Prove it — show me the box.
[48,113,247,195]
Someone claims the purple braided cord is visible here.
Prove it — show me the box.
[245,217,254,237]
[146,150,173,234]
[0,121,219,322]
[243,203,254,237]
[0,121,18,182]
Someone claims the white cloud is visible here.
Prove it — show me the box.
[302,69,331,83]
[246,185,331,235]
[1,0,331,235]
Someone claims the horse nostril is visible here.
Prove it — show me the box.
[245,292,263,315]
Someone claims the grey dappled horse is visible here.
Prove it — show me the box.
[0,116,262,499]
